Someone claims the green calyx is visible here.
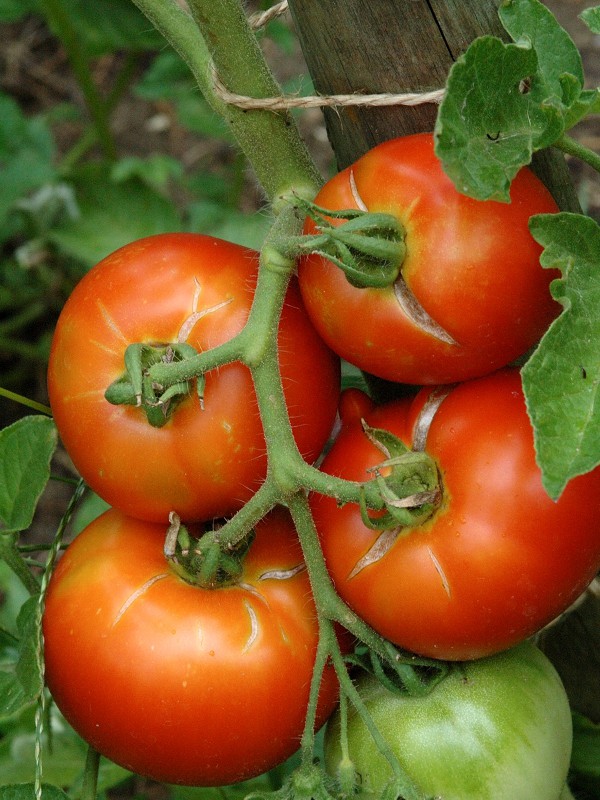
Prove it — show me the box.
[296,198,406,289]
[359,423,441,530]
[105,342,204,428]
[164,513,255,589]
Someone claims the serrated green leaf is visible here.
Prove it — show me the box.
[499,0,584,101]
[0,786,69,800]
[48,163,182,265]
[434,37,564,201]
[0,417,57,535]
[522,213,600,499]
[563,88,600,130]
[580,6,600,34]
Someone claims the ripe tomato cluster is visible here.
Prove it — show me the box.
[43,134,597,795]
[296,135,600,661]
[44,233,342,785]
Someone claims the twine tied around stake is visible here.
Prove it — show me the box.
[211,0,446,112]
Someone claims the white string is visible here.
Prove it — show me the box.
[214,0,445,111]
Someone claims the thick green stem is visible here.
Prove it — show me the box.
[555,134,600,174]
[37,0,116,161]
[207,480,280,553]
[286,493,434,671]
[131,0,322,204]
[297,617,332,767]
[148,336,244,387]
[328,641,424,800]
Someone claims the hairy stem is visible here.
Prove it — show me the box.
[131,0,322,204]
[287,493,434,671]
[555,134,600,174]
[329,643,424,800]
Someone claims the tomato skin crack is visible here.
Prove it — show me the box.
[394,275,458,346]
[347,528,401,580]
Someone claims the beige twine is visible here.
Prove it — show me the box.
[214,0,446,112]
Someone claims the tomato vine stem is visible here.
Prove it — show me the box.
[130,0,322,205]
[555,133,600,175]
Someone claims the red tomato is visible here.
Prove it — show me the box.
[42,507,340,786]
[47,234,340,522]
[312,370,600,660]
[298,133,560,384]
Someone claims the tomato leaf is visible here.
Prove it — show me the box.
[499,0,584,96]
[0,417,57,536]
[435,0,589,201]
[15,598,43,701]
[521,213,600,499]
[580,6,600,34]
[435,36,563,201]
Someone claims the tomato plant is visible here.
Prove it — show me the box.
[47,233,340,522]
[42,506,340,786]
[325,641,573,800]
[298,133,560,385]
[3,2,600,798]
[312,369,600,660]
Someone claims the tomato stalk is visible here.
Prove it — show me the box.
[131,206,440,590]
[555,133,600,176]
[327,643,426,800]
[286,496,434,800]
[287,494,443,673]
[163,512,254,588]
[130,0,322,206]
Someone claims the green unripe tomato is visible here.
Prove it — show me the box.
[325,642,572,800]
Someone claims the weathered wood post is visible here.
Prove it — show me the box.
[288,0,579,209]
